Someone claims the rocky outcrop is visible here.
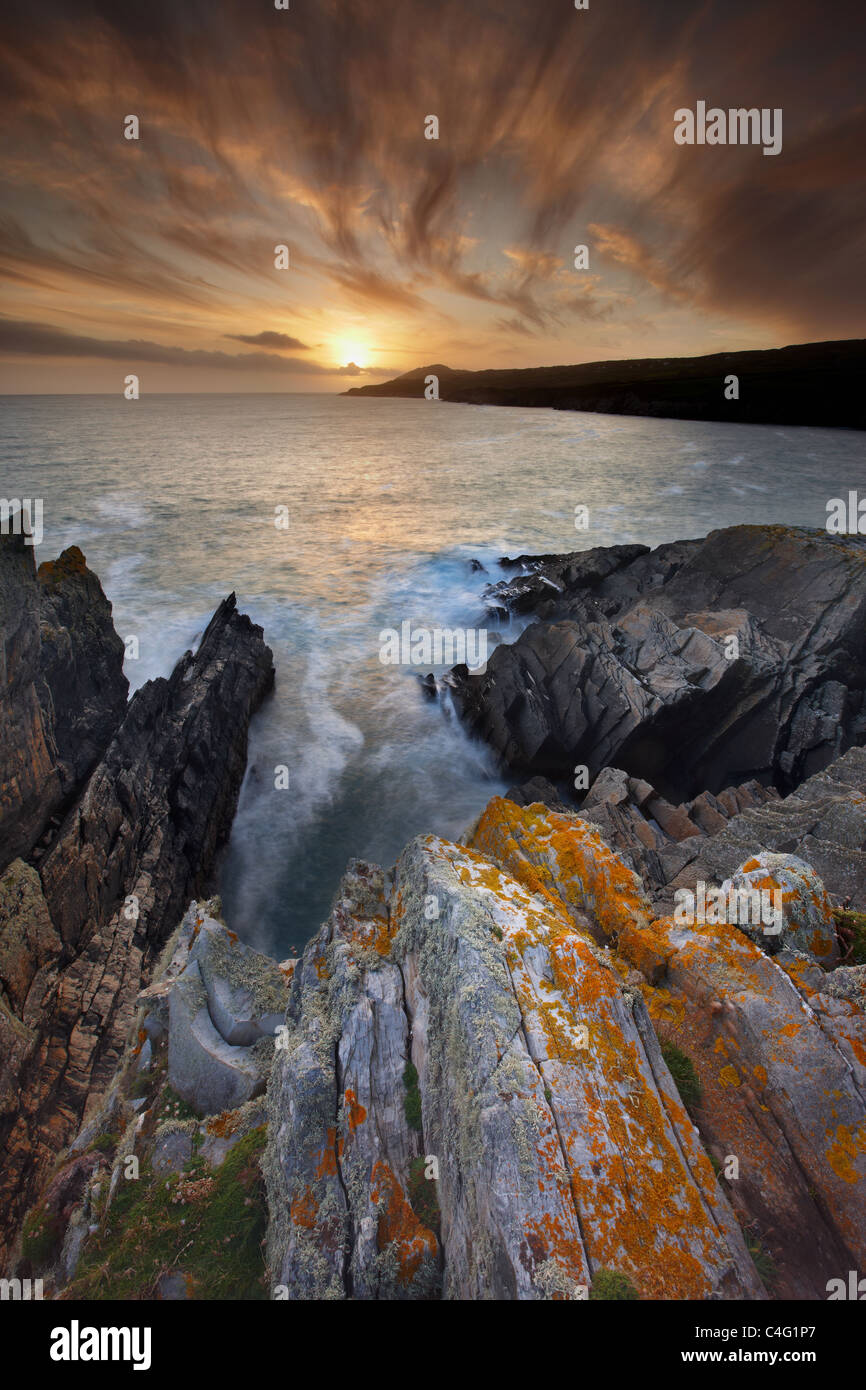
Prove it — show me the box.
[35,546,128,801]
[0,569,274,1264]
[451,526,866,802]
[7,523,866,1302]
[467,797,866,1299]
[15,767,866,1302]
[575,745,866,920]
[14,900,277,1300]
[0,534,127,874]
[265,839,768,1300]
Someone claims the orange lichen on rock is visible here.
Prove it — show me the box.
[825,1123,866,1185]
[370,1160,437,1286]
[290,1186,320,1229]
[344,1088,367,1131]
[314,1127,343,1179]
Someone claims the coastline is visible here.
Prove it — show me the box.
[344,338,866,430]
[2,521,865,1300]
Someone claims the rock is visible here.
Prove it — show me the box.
[0,585,274,1264]
[265,829,763,1300]
[198,1103,266,1168]
[189,913,288,1045]
[151,1128,193,1176]
[168,960,268,1116]
[720,852,839,966]
[39,592,274,952]
[36,546,128,797]
[265,859,438,1301]
[0,535,127,874]
[504,774,572,813]
[451,526,866,801]
[822,965,866,1011]
[467,796,866,1299]
[0,859,61,1016]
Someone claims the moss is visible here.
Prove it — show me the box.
[589,1268,639,1300]
[90,1132,119,1156]
[407,1157,440,1232]
[21,1203,64,1268]
[832,908,866,964]
[64,1127,269,1300]
[660,1040,703,1111]
[403,1061,423,1132]
[747,1234,778,1291]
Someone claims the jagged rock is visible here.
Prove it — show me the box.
[452,526,866,801]
[0,532,62,869]
[265,859,439,1301]
[0,859,61,1016]
[0,589,274,1264]
[720,853,839,966]
[0,535,127,873]
[266,835,763,1300]
[36,547,128,797]
[670,746,866,912]
[39,593,274,951]
[470,796,866,1299]
[504,774,572,813]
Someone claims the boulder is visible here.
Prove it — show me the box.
[168,961,268,1116]
[720,852,839,966]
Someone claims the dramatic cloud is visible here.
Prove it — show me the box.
[0,318,347,373]
[225,331,310,350]
[0,0,862,390]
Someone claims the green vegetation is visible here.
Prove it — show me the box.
[403,1061,423,1132]
[65,1127,269,1300]
[21,1203,64,1268]
[90,1132,119,1155]
[155,1084,198,1125]
[660,1040,703,1111]
[589,1268,639,1301]
[408,1156,440,1232]
[747,1234,778,1291]
[832,908,866,964]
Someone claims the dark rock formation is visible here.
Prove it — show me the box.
[39,593,274,950]
[0,533,127,873]
[0,560,274,1263]
[452,526,866,802]
[36,546,128,799]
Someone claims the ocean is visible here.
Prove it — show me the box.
[2,392,864,958]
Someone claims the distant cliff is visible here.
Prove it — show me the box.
[343,338,866,429]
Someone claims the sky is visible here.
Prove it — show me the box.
[0,0,863,392]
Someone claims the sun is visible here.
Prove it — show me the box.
[336,340,368,367]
